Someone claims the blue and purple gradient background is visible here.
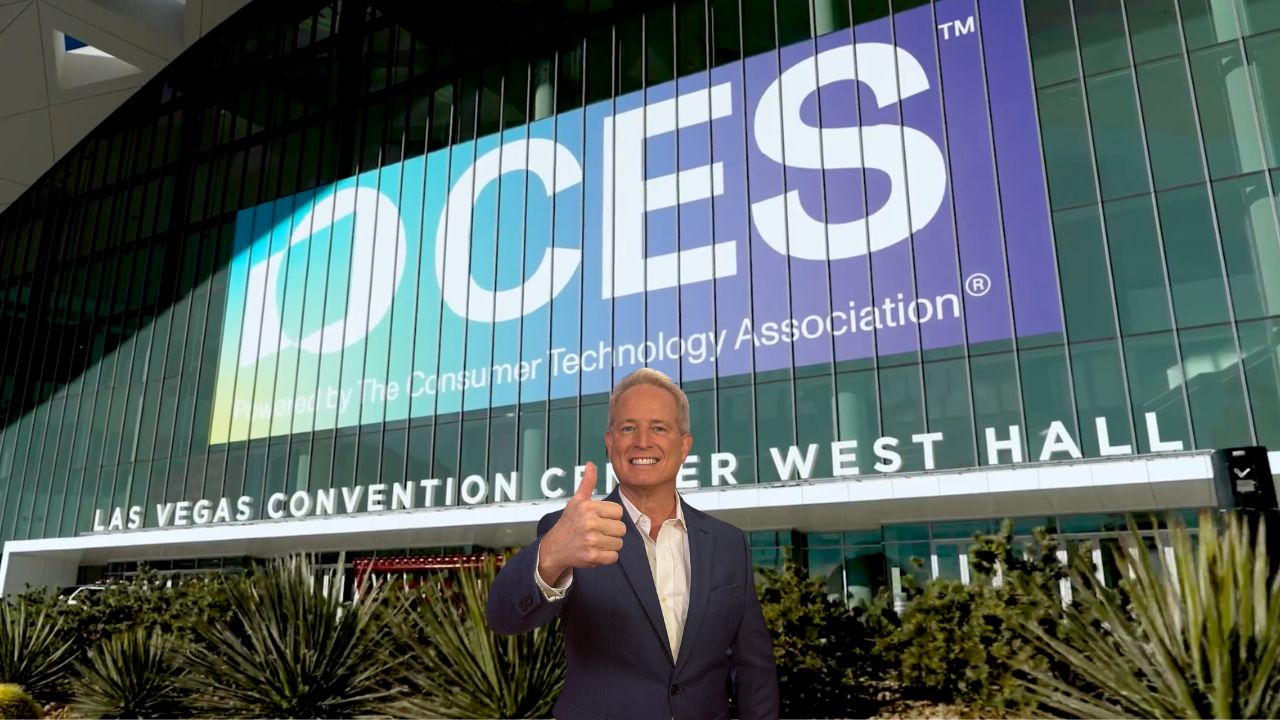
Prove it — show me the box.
[211,0,1060,444]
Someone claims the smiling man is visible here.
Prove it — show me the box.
[487,368,779,720]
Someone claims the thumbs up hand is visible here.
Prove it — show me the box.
[537,462,627,586]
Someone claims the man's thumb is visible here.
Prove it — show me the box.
[573,461,598,500]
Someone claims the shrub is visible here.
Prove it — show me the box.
[394,556,565,719]
[0,684,41,719]
[887,524,1086,714]
[755,561,888,718]
[0,601,76,701]
[47,568,234,651]
[893,578,1034,712]
[1015,512,1280,718]
[183,556,403,718]
[71,627,183,719]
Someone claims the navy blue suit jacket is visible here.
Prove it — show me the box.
[486,489,780,720]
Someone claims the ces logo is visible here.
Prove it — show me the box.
[237,41,946,366]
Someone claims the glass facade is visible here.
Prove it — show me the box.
[0,0,1278,558]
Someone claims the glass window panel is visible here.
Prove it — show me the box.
[1037,82,1098,210]
[60,468,84,537]
[1245,33,1280,168]
[578,399,607,492]
[557,43,585,113]
[381,427,407,488]
[1237,0,1280,34]
[775,0,809,45]
[1138,56,1208,189]
[1054,206,1120,341]
[585,28,613,105]
[1076,0,1131,75]
[1020,346,1079,461]
[717,383,757,485]
[741,0,776,56]
[675,0,710,76]
[1123,331,1193,452]
[755,377,795,483]
[1087,69,1152,199]
[459,417,488,495]
[1180,324,1253,447]
[808,547,844,598]
[308,436,333,493]
[1157,184,1232,327]
[1190,44,1266,178]
[685,388,716,489]
[809,531,842,548]
[1178,0,1244,50]
[933,543,963,582]
[1237,318,1280,447]
[272,441,300,501]
[242,442,267,504]
[646,7,675,86]
[835,367,880,445]
[1071,341,1136,455]
[885,540,931,587]
[101,388,127,466]
[844,546,885,606]
[134,380,161,462]
[710,0,742,67]
[356,430,382,487]
[795,375,835,479]
[1103,195,1174,334]
[922,358,975,470]
[202,450,226,507]
[223,446,246,501]
[1212,173,1280,320]
[333,433,357,489]
[1026,0,1081,87]
[502,59,530,130]
[616,14,644,95]
[970,353,1023,465]
[546,406,577,496]
[517,408,546,501]
[879,364,925,472]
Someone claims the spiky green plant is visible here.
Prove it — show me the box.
[0,601,76,700]
[70,627,182,719]
[182,556,403,718]
[1017,512,1280,718]
[394,556,565,719]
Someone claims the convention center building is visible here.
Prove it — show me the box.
[2,0,1279,602]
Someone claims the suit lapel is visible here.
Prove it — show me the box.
[609,489,674,665]
[674,498,712,673]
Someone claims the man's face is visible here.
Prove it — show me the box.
[605,384,693,494]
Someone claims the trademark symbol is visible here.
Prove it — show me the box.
[938,15,976,40]
[965,273,990,297]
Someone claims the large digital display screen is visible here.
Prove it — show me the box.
[210,0,1060,444]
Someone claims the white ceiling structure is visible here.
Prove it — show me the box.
[0,0,252,215]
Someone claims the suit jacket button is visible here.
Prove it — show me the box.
[670,684,683,695]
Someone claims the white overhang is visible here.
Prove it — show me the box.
[0,450,1248,595]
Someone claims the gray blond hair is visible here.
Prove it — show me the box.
[608,368,691,435]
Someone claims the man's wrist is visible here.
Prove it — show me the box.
[534,543,572,600]
[537,549,569,588]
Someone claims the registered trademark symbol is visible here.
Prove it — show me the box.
[965,273,990,297]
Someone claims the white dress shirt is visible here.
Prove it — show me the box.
[535,492,692,660]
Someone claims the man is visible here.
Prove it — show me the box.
[487,368,780,720]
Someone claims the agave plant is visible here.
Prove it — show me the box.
[394,556,565,719]
[1017,512,1280,718]
[71,627,182,719]
[0,599,77,700]
[182,556,403,718]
